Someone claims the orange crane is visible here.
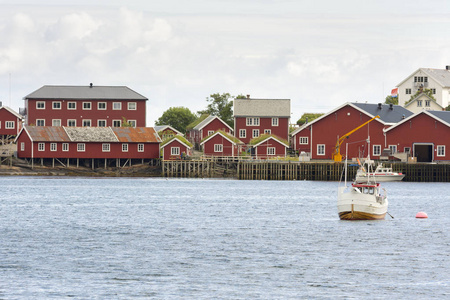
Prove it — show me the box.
[332,115,380,162]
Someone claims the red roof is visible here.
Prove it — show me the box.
[111,127,161,143]
[25,126,69,142]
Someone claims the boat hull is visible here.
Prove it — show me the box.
[355,174,404,182]
[338,209,386,220]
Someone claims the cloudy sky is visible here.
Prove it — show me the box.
[1,0,450,125]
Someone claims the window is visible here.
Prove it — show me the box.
[82,120,91,127]
[52,119,61,126]
[50,143,57,151]
[252,129,260,138]
[404,147,411,154]
[214,144,223,152]
[208,130,214,136]
[317,144,325,156]
[68,102,76,110]
[171,147,180,155]
[5,121,14,129]
[128,102,137,110]
[20,142,25,151]
[98,120,107,127]
[414,76,428,83]
[36,101,45,109]
[62,143,69,152]
[113,102,122,110]
[113,120,121,127]
[437,145,445,157]
[36,119,45,126]
[264,129,271,134]
[98,102,106,110]
[246,117,260,126]
[102,143,110,152]
[38,143,45,151]
[417,100,422,107]
[239,129,246,138]
[299,137,308,144]
[67,119,76,127]
[272,117,279,126]
[373,145,381,156]
[77,143,85,152]
[52,102,61,110]
[389,145,397,154]
[122,144,128,152]
[406,88,412,95]
[138,144,144,152]
[83,102,91,110]
[267,147,276,155]
[128,120,136,128]
[431,88,436,94]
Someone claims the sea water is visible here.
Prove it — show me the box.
[0,177,448,299]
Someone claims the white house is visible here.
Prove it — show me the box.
[404,92,444,114]
[396,66,450,108]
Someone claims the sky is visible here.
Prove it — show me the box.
[1,0,450,126]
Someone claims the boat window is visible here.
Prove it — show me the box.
[369,187,374,194]
[363,187,369,194]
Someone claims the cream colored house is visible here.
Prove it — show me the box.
[396,66,450,109]
[404,93,444,113]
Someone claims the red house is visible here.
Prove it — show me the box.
[0,106,23,138]
[384,110,450,162]
[250,135,289,159]
[200,131,243,157]
[233,97,290,144]
[15,126,161,168]
[187,115,233,148]
[290,102,413,160]
[154,125,184,141]
[160,136,193,160]
[23,84,147,127]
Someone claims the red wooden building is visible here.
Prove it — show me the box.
[187,115,233,148]
[233,97,290,144]
[22,84,147,128]
[200,131,243,157]
[384,110,450,162]
[0,106,23,138]
[250,135,289,159]
[160,136,192,160]
[154,125,184,141]
[290,102,413,160]
[15,126,161,168]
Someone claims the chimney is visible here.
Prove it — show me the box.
[90,83,93,88]
[389,104,394,110]
[446,66,450,71]
[378,103,382,110]
[246,94,250,99]
[402,114,405,119]
[0,101,2,108]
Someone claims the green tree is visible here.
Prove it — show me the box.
[121,117,133,127]
[445,105,450,111]
[155,107,197,133]
[384,95,398,105]
[296,113,324,126]
[197,93,235,128]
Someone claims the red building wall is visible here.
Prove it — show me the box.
[0,108,22,135]
[161,139,190,160]
[200,118,232,140]
[235,117,289,144]
[202,134,237,156]
[26,99,146,127]
[254,138,287,159]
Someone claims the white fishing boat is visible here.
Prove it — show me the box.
[338,154,388,220]
[355,162,405,183]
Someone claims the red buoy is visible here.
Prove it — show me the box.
[416,212,428,219]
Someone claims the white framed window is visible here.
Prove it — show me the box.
[5,121,14,129]
[20,142,25,151]
[404,147,411,154]
[317,144,325,156]
[0,121,1,129]
[98,102,107,110]
[406,88,412,95]
[62,143,69,152]
[299,137,308,144]
[171,147,180,155]
[82,120,91,127]
[252,129,259,138]
[138,144,144,152]
[431,88,436,94]
[425,100,431,107]
[272,117,279,126]
[98,120,107,127]
[50,143,57,151]
[52,101,61,110]
[246,117,260,126]
[83,102,91,110]
[389,145,397,154]
[113,102,122,110]
[102,143,110,152]
[36,119,45,126]
[128,102,137,110]
[38,143,45,151]
[417,100,422,107]
[52,119,61,126]
[267,147,276,155]
[437,145,445,157]
[214,144,223,152]
[36,101,45,109]
[373,145,381,156]
[122,144,128,152]
[208,130,214,136]
[113,120,121,127]
[77,143,85,152]
[128,120,136,128]
[67,102,76,110]
[239,129,246,138]
[264,129,271,135]
[67,119,76,127]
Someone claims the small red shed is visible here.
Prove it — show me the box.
[200,130,243,157]
[160,136,193,160]
[250,135,289,159]
[0,106,23,137]
[187,115,233,147]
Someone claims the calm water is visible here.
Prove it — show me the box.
[0,177,449,299]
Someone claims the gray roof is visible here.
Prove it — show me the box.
[64,127,119,142]
[24,85,148,100]
[420,68,450,87]
[352,102,413,124]
[194,115,216,130]
[428,110,450,124]
[234,98,291,117]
